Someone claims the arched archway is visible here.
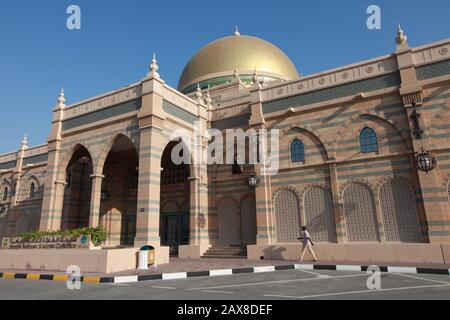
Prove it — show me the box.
[61,145,93,230]
[100,135,139,247]
[160,140,191,254]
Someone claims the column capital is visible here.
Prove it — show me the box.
[90,174,105,179]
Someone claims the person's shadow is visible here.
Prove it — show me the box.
[262,246,287,260]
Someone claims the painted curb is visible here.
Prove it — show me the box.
[0,264,449,284]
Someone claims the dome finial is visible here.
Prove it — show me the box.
[395,24,408,45]
[148,53,160,78]
[234,26,240,36]
[57,88,66,108]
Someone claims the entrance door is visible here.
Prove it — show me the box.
[164,214,180,246]
[218,198,239,244]
[123,214,136,246]
[240,196,257,244]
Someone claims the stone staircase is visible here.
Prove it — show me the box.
[202,244,247,259]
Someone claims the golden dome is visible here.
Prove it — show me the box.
[178,32,299,93]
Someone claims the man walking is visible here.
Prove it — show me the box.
[298,226,318,262]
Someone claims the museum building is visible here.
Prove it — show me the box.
[1,26,450,268]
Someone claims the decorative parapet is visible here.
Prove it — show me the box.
[261,54,398,103]
[23,145,47,158]
[62,83,142,121]
[412,39,450,66]
[0,152,17,165]
[162,84,200,116]
[260,39,449,107]
[0,145,48,167]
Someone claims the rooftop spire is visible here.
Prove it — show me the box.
[57,88,66,108]
[233,67,240,80]
[205,86,212,106]
[148,53,160,78]
[234,26,240,36]
[252,68,259,84]
[195,83,203,101]
[395,24,408,45]
[21,133,28,149]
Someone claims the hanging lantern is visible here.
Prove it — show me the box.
[415,149,437,174]
[100,190,110,202]
[197,213,207,229]
[248,173,260,189]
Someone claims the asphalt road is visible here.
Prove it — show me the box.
[0,269,449,300]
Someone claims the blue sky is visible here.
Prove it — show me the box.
[0,0,449,154]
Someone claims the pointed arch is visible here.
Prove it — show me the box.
[290,126,330,160]
[97,132,138,175]
[57,143,95,183]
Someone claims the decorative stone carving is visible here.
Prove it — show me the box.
[303,187,336,243]
[439,47,448,56]
[274,189,301,242]
[343,183,379,242]
[379,179,421,242]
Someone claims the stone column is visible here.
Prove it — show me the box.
[135,126,164,247]
[254,145,275,246]
[328,162,345,243]
[89,174,104,228]
[179,92,211,258]
[395,29,450,243]
[40,90,65,232]
[188,138,210,246]
[249,82,275,245]
[134,59,169,266]
[11,135,28,207]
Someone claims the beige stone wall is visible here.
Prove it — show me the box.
[0,37,449,264]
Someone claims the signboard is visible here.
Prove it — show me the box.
[0,235,91,250]
[1,237,11,249]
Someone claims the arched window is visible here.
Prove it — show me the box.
[290,139,305,163]
[2,187,8,201]
[360,128,378,153]
[29,183,36,198]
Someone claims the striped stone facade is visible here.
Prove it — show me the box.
[1,35,449,263]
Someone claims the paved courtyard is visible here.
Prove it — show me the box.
[1,268,449,300]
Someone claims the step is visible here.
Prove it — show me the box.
[203,252,247,256]
[202,255,247,259]
[205,249,247,253]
